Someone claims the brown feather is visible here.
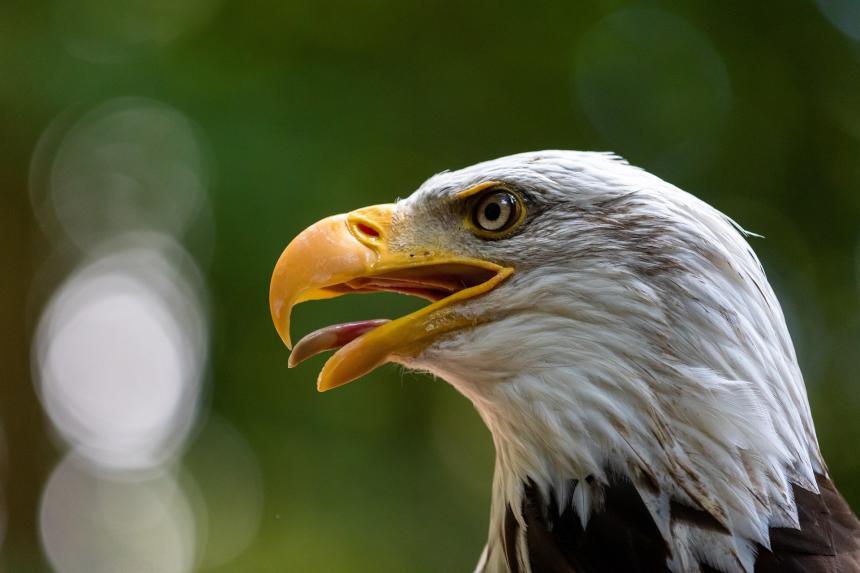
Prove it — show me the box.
[755,474,860,573]
[509,474,860,573]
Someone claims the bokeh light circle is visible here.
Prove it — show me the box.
[52,0,223,63]
[815,0,860,43]
[30,98,208,253]
[574,8,732,177]
[33,235,207,470]
[40,454,196,573]
[185,415,264,568]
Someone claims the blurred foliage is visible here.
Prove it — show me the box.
[2,0,860,571]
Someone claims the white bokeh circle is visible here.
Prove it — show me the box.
[33,235,207,470]
[40,455,196,573]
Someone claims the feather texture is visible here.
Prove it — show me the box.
[388,151,857,572]
[486,473,860,573]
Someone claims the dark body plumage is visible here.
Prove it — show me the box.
[501,475,860,573]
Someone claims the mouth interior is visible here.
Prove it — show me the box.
[288,263,496,367]
[321,263,497,302]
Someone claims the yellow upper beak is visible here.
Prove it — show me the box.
[269,203,512,391]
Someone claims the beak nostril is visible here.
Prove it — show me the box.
[356,222,380,239]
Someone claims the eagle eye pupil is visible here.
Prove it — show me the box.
[472,189,521,235]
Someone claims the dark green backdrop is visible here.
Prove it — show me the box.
[2,0,859,571]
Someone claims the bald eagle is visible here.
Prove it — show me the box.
[269,151,860,573]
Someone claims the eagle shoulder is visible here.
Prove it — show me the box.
[495,475,860,573]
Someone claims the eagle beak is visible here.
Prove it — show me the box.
[270,203,512,391]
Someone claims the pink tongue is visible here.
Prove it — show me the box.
[288,319,390,368]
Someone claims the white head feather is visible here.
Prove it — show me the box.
[391,151,823,573]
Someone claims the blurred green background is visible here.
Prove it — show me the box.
[2,0,860,571]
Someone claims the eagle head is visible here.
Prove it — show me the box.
[270,151,845,573]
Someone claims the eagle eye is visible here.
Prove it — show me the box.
[470,189,524,237]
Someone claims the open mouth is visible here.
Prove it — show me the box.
[269,205,513,391]
[307,263,498,302]
[287,263,499,368]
